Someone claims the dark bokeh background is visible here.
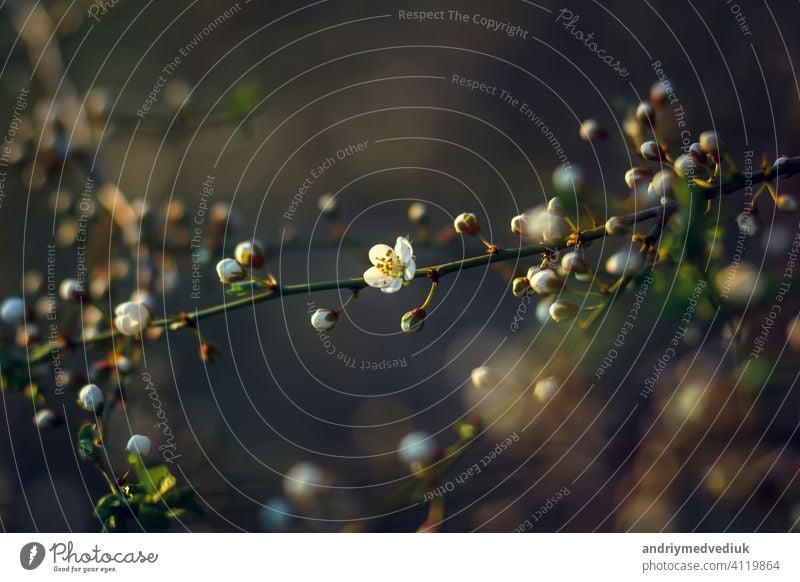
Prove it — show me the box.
[1,0,799,532]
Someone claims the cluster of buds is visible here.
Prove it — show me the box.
[216,240,266,284]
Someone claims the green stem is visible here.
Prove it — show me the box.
[28,156,800,363]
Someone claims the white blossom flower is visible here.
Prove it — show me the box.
[216,258,247,284]
[549,300,579,323]
[78,383,103,411]
[126,434,152,456]
[363,236,416,294]
[114,301,152,337]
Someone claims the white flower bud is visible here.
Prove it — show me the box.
[640,140,662,161]
[234,241,265,269]
[126,434,152,456]
[34,409,60,430]
[529,268,562,295]
[113,301,152,337]
[673,154,696,178]
[699,131,721,155]
[736,212,759,237]
[470,366,498,390]
[512,277,530,298]
[400,308,426,333]
[408,202,428,224]
[636,101,655,127]
[510,214,528,235]
[535,296,556,324]
[552,164,586,195]
[283,462,328,504]
[318,193,339,216]
[649,170,675,202]
[547,197,567,217]
[0,297,25,324]
[59,278,84,302]
[605,216,628,236]
[216,258,247,284]
[777,194,798,214]
[78,383,104,412]
[310,308,338,331]
[561,251,589,275]
[549,300,579,323]
[624,166,652,189]
[525,205,571,243]
[606,245,645,277]
[453,212,480,236]
[398,431,437,466]
[533,376,560,402]
[579,118,606,141]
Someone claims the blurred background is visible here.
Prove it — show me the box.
[0,0,799,532]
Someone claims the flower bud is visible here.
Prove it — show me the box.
[650,80,673,108]
[548,300,579,323]
[777,194,798,214]
[640,140,662,161]
[512,277,530,298]
[234,240,265,269]
[547,197,567,217]
[605,216,628,236]
[624,166,652,189]
[216,258,247,284]
[552,164,586,195]
[673,154,696,178]
[649,170,675,202]
[126,434,152,456]
[533,376,559,402]
[34,409,61,430]
[636,101,655,127]
[579,118,606,141]
[283,462,328,504]
[698,131,721,155]
[536,296,556,324]
[605,245,645,277]
[408,202,429,224]
[398,431,437,467]
[59,278,84,302]
[510,214,528,235]
[470,366,499,389]
[453,213,480,236]
[736,211,759,237]
[310,308,338,331]
[688,142,708,166]
[529,268,562,295]
[0,297,25,325]
[401,308,426,333]
[561,250,589,275]
[113,301,152,337]
[318,193,339,216]
[78,383,103,411]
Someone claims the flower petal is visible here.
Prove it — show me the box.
[368,244,394,266]
[394,237,413,263]
[364,266,390,288]
[380,277,403,294]
[403,259,416,281]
